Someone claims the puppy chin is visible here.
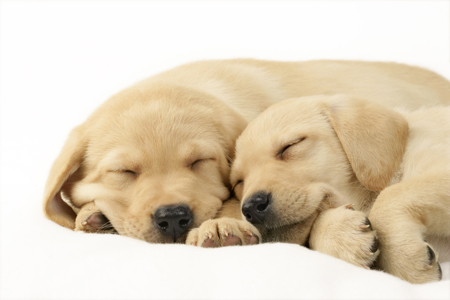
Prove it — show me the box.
[261,208,322,245]
[258,184,344,245]
[266,186,331,227]
[145,233,189,244]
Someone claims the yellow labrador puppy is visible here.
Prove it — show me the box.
[43,59,450,246]
[229,94,449,283]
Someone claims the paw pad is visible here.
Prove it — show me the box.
[201,238,219,248]
[245,234,259,245]
[223,235,242,246]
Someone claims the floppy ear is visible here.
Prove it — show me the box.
[214,103,248,187]
[43,125,87,229]
[324,95,409,191]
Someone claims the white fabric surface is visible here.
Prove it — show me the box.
[1,201,450,300]
[1,1,450,299]
[1,201,449,300]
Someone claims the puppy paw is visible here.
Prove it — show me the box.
[310,204,379,269]
[380,241,442,283]
[424,244,442,280]
[186,217,261,247]
[75,202,115,233]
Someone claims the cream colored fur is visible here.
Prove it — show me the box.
[229,94,449,283]
[43,59,450,246]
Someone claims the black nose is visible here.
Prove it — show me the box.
[242,191,271,224]
[153,204,193,241]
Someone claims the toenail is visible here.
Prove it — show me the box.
[345,204,355,210]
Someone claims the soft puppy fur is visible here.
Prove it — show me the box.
[230,94,449,283]
[43,59,450,245]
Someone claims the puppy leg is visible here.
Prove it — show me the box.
[186,217,261,247]
[309,204,379,269]
[214,197,243,219]
[75,202,115,233]
[369,174,449,283]
[186,197,261,247]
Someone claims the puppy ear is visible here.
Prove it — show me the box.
[324,95,409,191]
[216,105,248,186]
[43,125,87,229]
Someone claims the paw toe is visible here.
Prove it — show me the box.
[437,263,442,280]
[86,213,109,229]
[370,236,379,253]
[223,235,242,246]
[427,245,436,265]
[245,234,259,245]
[201,238,219,248]
[359,217,373,231]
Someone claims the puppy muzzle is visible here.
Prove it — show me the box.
[153,204,193,242]
[242,191,272,225]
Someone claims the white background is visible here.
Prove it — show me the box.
[1,0,450,213]
[1,0,450,214]
[1,1,450,299]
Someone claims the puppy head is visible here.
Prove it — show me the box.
[43,84,247,243]
[231,95,408,242]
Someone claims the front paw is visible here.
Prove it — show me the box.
[310,204,379,269]
[75,202,115,234]
[186,217,261,247]
[377,240,442,283]
[424,244,442,281]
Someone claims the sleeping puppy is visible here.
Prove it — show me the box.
[43,59,450,245]
[229,94,449,283]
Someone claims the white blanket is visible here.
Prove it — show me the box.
[1,201,449,300]
[1,1,449,299]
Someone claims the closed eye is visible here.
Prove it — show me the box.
[189,158,214,170]
[123,170,137,175]
[190,159,203,168]
[108,169,138,176]
[103,169,138,189]
[278,137,306,158]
